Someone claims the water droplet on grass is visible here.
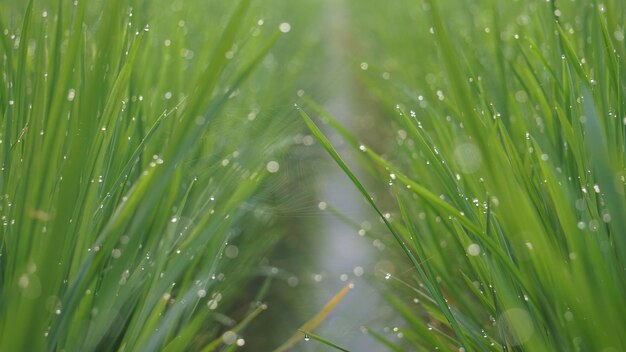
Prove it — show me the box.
[353,266,364,276]
[454,143,482,173]
[18,274,29,289]
[207,299,218,310]
[279,22,291,33]
[287,276,299,287]
[266,160,279,173]
[222,331,237,345]
[468,243,481,256]
[225,245,239,259]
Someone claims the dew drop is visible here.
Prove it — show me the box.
[18,274,29,289]
[222,331,237,345]
[67,89,76,101]
[353,266,364,276]
[266,160,280,173]
[468,243,481,256]
[279,22,291,33]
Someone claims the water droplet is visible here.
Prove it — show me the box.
[207,299,218,310]
[353,266,364,276]
[222,331,237,345]
[225,245,239,259]
[67,89,76,101]
[266,160,280,173]
[468,243,481,256]
[384,273,391,280]
[279,22,291,33]
[454,143,482,174]
[18,274,29,289]
[564,311,574,321]
[304,334,310,341]
[287,276,299,287]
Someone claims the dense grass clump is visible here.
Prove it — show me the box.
[302,0,626,350]
[0,0,321,350]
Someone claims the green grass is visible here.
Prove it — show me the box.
[301,0,626,350]
[0,0,321,350]
[3,0,626,351]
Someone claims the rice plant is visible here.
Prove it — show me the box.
[0,0,318,350]
[301,0,626,350]
[4,0,626,350]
